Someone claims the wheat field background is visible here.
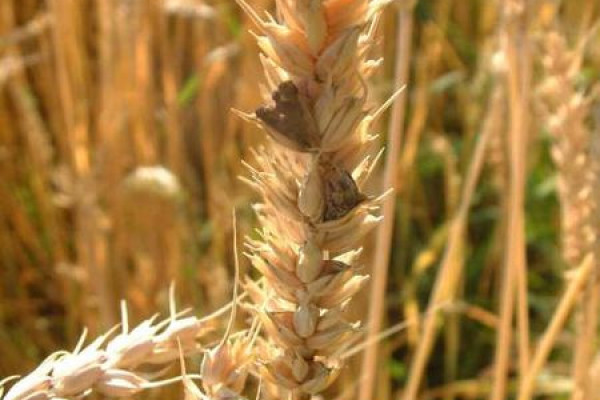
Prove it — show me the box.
[1,1,600,400]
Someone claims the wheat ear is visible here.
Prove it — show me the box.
[537,30,600,400]
[538,31,599,271]
[236,0,390,397]
[0,289,217,400]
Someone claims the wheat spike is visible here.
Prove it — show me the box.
[237,0,388,397]
[537,29,600,400]
[0,292,215,400]
[538,31,599,268]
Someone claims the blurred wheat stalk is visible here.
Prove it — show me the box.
[0,0,263,373]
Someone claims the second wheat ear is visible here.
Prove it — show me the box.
[237,0,389,397]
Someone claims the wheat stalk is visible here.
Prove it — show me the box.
[360,3,414,399]
[234,0,391,397]
[489,2,532,399]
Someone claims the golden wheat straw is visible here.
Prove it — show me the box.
[401,89,494,400]
[490,2,531,399]
[517,256,594,400]
[360,3,414,399]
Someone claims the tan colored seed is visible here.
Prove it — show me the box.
[296,238,323,283]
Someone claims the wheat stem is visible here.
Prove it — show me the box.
[360,4,414,400]
[517,256,594,400]
[401,98,493,400]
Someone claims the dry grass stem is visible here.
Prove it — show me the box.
[360,4,414,400]
[490,2,531,399]
[401,94,494,400]
[517,255,594,400]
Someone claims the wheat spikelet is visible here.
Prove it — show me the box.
[179,318,256,400]
[236,0,390,397]
[186,214,254,400]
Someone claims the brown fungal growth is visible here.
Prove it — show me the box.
[255,81,320,152]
